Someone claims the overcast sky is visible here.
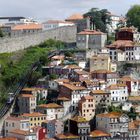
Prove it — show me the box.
[0,0,140,21]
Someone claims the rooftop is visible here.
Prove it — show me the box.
[21,112,46,117]
[106,84,127,90]
[56,133,79,139]
[90,90,109,95]
[61,83,86,91]
[38,103,63,108]
[19,94,35,98]
[70,116,88,123]
[97,112,123,118]
[78,29,105,35]
[0,138,17,140]
[12,23,42,30]
[89,130,110,138]
[9,129,31,136]
[66,13,83,21]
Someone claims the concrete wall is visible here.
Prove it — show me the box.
[0,26,77,53]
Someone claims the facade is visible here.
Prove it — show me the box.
[69,116,90,140]
[69,70,90,82]
[76,29,107,52]
[43,20,74,30]
[57,97,71,116]
[4,116,30,137]
[90,54,111,72]
[106,84,128,104]
[37,103,64,120]
[78,95,95,121]
[96,112,129,138]
[18,94,36,114]
[91,70,118,86]
[21,112,47,128]
[59,82,89,111]
[119,76,139,96]
[22,87,48,102]
[42,119,64,138]
[89,90,111,113]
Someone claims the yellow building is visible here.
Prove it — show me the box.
[21,112,46,128]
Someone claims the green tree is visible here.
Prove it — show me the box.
[127,107,137,120]
[0,29,4,37]
[126,5,140,31]
[50,74,58,80]
[84,8,111,32]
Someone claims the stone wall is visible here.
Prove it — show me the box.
[0,26,77,53]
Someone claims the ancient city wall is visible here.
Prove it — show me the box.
[0,26,77,53]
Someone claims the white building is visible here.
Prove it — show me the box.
[42,20,74,30]
[37,103,64,120]
[106,84,128,104]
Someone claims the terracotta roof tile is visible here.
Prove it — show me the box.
[9,129,31,136]
[78,29,105,35]
[97,112,122,118]
[12,23,42,30]
[56,133,79,139]
[128,122,137,130]
[90,90,109,95]
[19,94,35,98]
[21,112,46,117]
[38,103,63,108]
[66,13,83,20]
[89,130,110,138]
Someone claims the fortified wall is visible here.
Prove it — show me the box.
[0,26,77,53]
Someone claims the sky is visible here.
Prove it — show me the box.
[0,0,140,21]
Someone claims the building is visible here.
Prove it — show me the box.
[57,96,71,116]
[96,112,129,138]
[89,90,111,113]
[22,87,48,102]
[88,130,111,140]
[4,116,30,137]
[90,54,113,72]
[91,70,118,86]
[107,40,136,61]
[116,27,140,43]
[106,84,128,105]
[107,14,126,34]
[42,119,64,138]
[59,82,89,111]
[69,116,90,140]
[119,76,139,96]
[69,70,90,82]
[78,95,95,121]
[10,23,42,37]
[50,55,65,66]
[21,112,47,128]
[76,29,107,55]
[8,129,37,140]
[37,103,64,120]
[42,20,74,31]
[18,94,36,114]
[65,13,86,32]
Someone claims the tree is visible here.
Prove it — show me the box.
[0,29,4,37]
[127,107,137,120]
[84,8,111,32]
[126,5,140,31]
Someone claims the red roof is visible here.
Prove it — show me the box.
[78,29,105,35]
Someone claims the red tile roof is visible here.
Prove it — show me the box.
[38,103,63,109]
[78,29,105,35]
[90,130,110,138]
[12,23,42,30]
[97,112,122,118]
[66,13,83,21]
